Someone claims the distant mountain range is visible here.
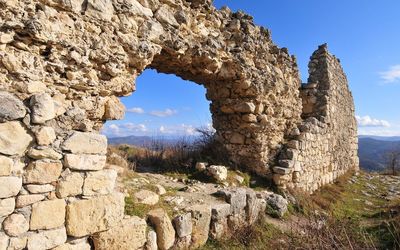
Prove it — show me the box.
[107,134,400,172]
[358,136,400,172]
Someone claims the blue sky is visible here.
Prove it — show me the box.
[103,0,400,137]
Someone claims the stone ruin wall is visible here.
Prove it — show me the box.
[272,44,359,192]
[0,0,358,249]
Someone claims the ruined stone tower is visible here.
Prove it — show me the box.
[0,0,358,248]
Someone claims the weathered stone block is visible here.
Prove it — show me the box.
[30,199,66,230]
[23,160,63,184]
[187,204,211,248]
[147,208,175,250]
[134,190,159,205]
[0,155,13,176]
[3,213,29,237]
[93,216,147,250]
[35,126,56,146]
[27,227,67,250]
[64,154,106,170]
[16,194,45,208]
[0,198,15,217]
[83,169,117,195]
[66,193,124,237]
[62,132,107,154]
[56,172,84,198]
[0,121,33,156]
[0,92,26,122]
[173,213,192,238]
[30,93,56,124]
[0,177,22,198]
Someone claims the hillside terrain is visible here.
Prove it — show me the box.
[358,137,400,171]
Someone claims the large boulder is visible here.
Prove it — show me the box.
[0,92,26,122]
[208,165,228,182]
[66,193,124,237]
[0,121,33,156]
[0,198,15,217]
[93,216,147,250]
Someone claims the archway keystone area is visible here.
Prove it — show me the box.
[0,0,358,249]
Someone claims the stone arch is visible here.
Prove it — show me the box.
[0,0,358,248]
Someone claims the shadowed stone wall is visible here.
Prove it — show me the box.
[0,0,358,248]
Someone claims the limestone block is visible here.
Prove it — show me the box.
[218,188,247,215]
[272,166,291,175]
[208,165,228,182]
[246,190,263,224]
[134,190,159,205]
[104,96,125,120]
[35,126,56,146]
[27,227,67,250]
[0,177,22,198]
[93,216,147,250]
[27,147,62,160]
[154,184,166,195]
[0,121,33,156]
[83,169,117,196]
[56,172,84,198]
[23,160,63,184]
[147,208,175,250]
[173,213,192,238]
[62,132,107,154]
[30,93,56,124]
[0,32,14,44]
[16,194,45,208]
[64,154,106,170]
[0,92,26,122]
[30,199,66,230]
[187,204,211,248]
[0,198,15,217]
[66,193,124,237]
[25,184,54,194]
[3,213,29,237]
[0,155,13,176]
[210,203,230,239]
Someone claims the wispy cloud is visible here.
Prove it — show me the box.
[356,115,390,127]
[126,107,145,114]
[149,109,178,117]
[380,65,400,83]
[158,124,199,136]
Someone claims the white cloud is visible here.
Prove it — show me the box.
[126,107,145,114]
[149,109,178,117]
[380,65,400,83]
[358,128,400,137]
[102,123,147,137]
[356,115,390,127]
[158,124,199,136]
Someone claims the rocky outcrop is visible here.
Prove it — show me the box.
[0,0,358,249]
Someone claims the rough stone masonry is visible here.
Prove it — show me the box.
[0,0,358,249]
